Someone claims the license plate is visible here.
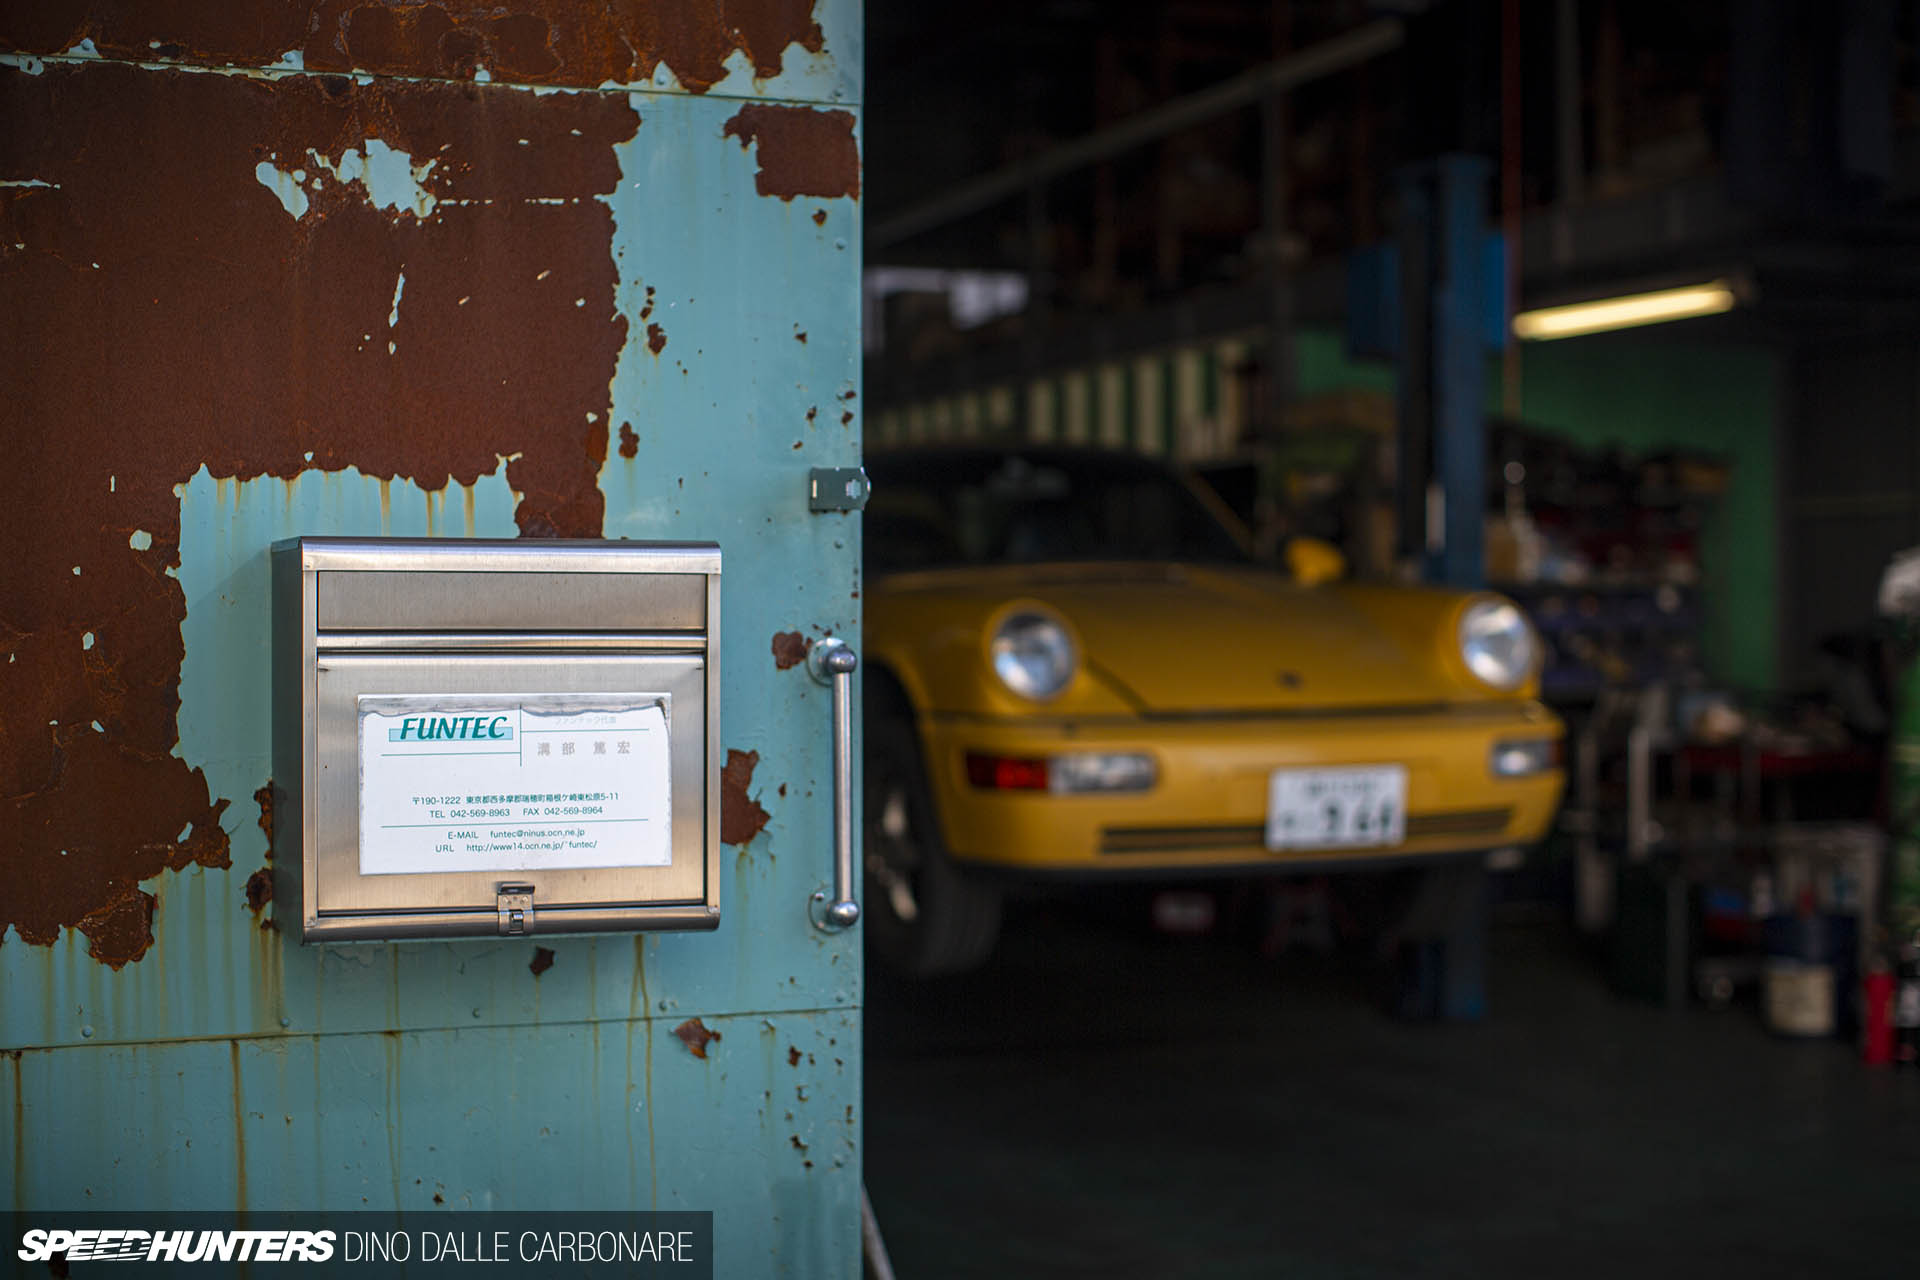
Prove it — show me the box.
[1265,765,1407,851]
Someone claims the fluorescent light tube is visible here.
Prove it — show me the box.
[1512,280,1736,341]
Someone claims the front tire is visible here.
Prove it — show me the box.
[864,713,1003,977]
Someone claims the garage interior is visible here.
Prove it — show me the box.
[859,1,1920,1274]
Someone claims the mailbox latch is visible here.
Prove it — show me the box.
[497,882,536,936]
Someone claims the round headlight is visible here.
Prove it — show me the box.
[1458,598,1539,691]
[990,610,1078,701]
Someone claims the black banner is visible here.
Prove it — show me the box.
[3,1213,711,1278]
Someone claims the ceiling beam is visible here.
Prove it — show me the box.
[870,18,1405,251]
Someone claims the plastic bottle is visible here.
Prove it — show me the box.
[1864,962,1896,1065]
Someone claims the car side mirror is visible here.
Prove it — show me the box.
[1286,536,1347,586]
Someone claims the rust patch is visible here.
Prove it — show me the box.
[672,1017,720,1059]
[812,208,827,225]
[787,1046,801,1067]
[806,406,817,424]
[254,783,275,859]
[770,631,807,670]
[75,887,158,969]
[618,424,639,459]
[0,64,637,959]
[841,411,853,426]
[646,323,668,355]
[719,749,770,846]
[244,867,274,915]
[529,946,554,977]
[0,1,827,94]
[794,330,807,343]
[640,286,655,321]
[721,105,860,202]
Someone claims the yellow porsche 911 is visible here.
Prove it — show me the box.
[861,446,1565,977]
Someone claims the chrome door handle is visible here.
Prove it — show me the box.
[807,636,860,930]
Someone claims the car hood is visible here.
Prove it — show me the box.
[876,563,1462,713]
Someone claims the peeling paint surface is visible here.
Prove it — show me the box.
[671,1016,721,1059]
[3,8,863,1269]
[244,867,274,915]
[720,749,773,847]
[2,62,632,952]
[252,159,311,219]
[771,630,808,670]
[0,0,857,101]
[332,140,437,217]
[722,104,861,202]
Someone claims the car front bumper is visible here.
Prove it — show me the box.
[917,701,1565,876]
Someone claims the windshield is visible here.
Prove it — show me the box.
[864,450,1250,575]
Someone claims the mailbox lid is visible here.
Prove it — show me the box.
[281,536,722,577]
[279,537,721,634]
[311,652,713,923]
[319,570,707,632]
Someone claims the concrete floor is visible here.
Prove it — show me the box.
[864,900,1920,1279]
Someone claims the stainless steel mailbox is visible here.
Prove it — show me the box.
[271,538,722,943]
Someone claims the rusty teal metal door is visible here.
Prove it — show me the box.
[1,4,865,1271]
